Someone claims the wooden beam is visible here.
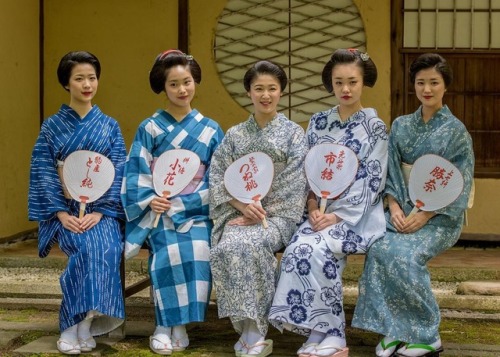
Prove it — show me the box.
[460,233,500,242]
[0,228,37,245]
[39,0,44,126]
[391,0,405,121]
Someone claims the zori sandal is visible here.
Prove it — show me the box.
[297,342,319,357]
[78,336,96,352]
[376,337,402,357]
[56,339,81,355]
[235,338,249,356]
[172,335,189,351]
[396,342,443,357]
[149,335,173,355]
[241,339,273,357]
[311,346,349,357]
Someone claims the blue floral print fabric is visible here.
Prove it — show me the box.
[269,106,388,347]
[209,113,308,336]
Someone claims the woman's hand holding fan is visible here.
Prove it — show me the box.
[406,154,464,222]
[224,152,274,229]
[305,143,358,213]
[152,149,201,228]
[62,150,115,219]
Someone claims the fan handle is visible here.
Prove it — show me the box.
[79,196,89,219]
[153,191,170,228]
[319,191,330,214]
[405,199,425,222]
[252,195,268,229]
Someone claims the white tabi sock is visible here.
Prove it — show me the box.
[239,318,251,349]
[61,325,78,345]
[172,325,189,349]
[314,335,346,357]
[172,325,187,339]
[306,330,326,345]
[154,325,172,337]
[245,320,266,355]
[77,316,93,341]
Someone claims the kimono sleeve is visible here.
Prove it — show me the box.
[328,118,389,226]
[28,121,67,258]
[383,117,409,206]
[92,120,127,220]
[266,123,308,221]
[121,122,156,222]
[434,123,475,218]
[28,121,68,221]
[208,129,236,219]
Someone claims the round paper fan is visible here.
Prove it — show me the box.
[408,154,464,214]
[305,143,358,213]
[224,152,274,228]
[224,152,274,204]
[62,150,115,218]
[152,149,201,227]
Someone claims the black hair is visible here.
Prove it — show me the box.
[321,48,378,93]
[409,53,453,87]
[57,51,101,91]
[149,50,202,94]
[243,60,287,92]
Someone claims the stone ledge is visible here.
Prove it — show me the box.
[457,280,500,296]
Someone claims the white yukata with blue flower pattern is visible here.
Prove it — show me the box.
[209,113,308,337]
[269,106,388,347]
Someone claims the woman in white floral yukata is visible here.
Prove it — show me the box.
[268,48,388,357]
[209,60,308,357]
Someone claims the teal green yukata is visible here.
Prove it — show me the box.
[352,105,474,344]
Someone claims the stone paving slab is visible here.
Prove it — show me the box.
[0,331,22,348]
[0,320,58,332]
[2,310,500,356]
[7,330,500,356]
[13,335,122,356]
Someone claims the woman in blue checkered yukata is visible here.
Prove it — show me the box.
[121,50,224,355]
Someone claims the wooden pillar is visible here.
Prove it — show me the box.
[178,0,189,53]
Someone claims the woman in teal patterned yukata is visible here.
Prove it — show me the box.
[352,53,474,357]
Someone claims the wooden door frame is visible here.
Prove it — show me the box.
[390,0,500,178]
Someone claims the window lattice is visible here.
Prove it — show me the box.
[404,0,500,49]
[214,0,366,123]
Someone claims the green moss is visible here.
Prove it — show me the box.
[440,319,500,345]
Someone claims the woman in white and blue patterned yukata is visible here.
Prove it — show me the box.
[352,53,474,357]
[121,50,224,355]
[209,60,308,357]
[268,49,388,357]
[29,51,126,355]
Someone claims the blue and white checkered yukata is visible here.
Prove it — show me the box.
[122,109,223,327]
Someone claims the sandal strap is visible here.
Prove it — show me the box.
[151,336,171,348]
[247,340,271,349]
[406,343,437,351]
[239,338,249,348]
[381,338,401,349]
